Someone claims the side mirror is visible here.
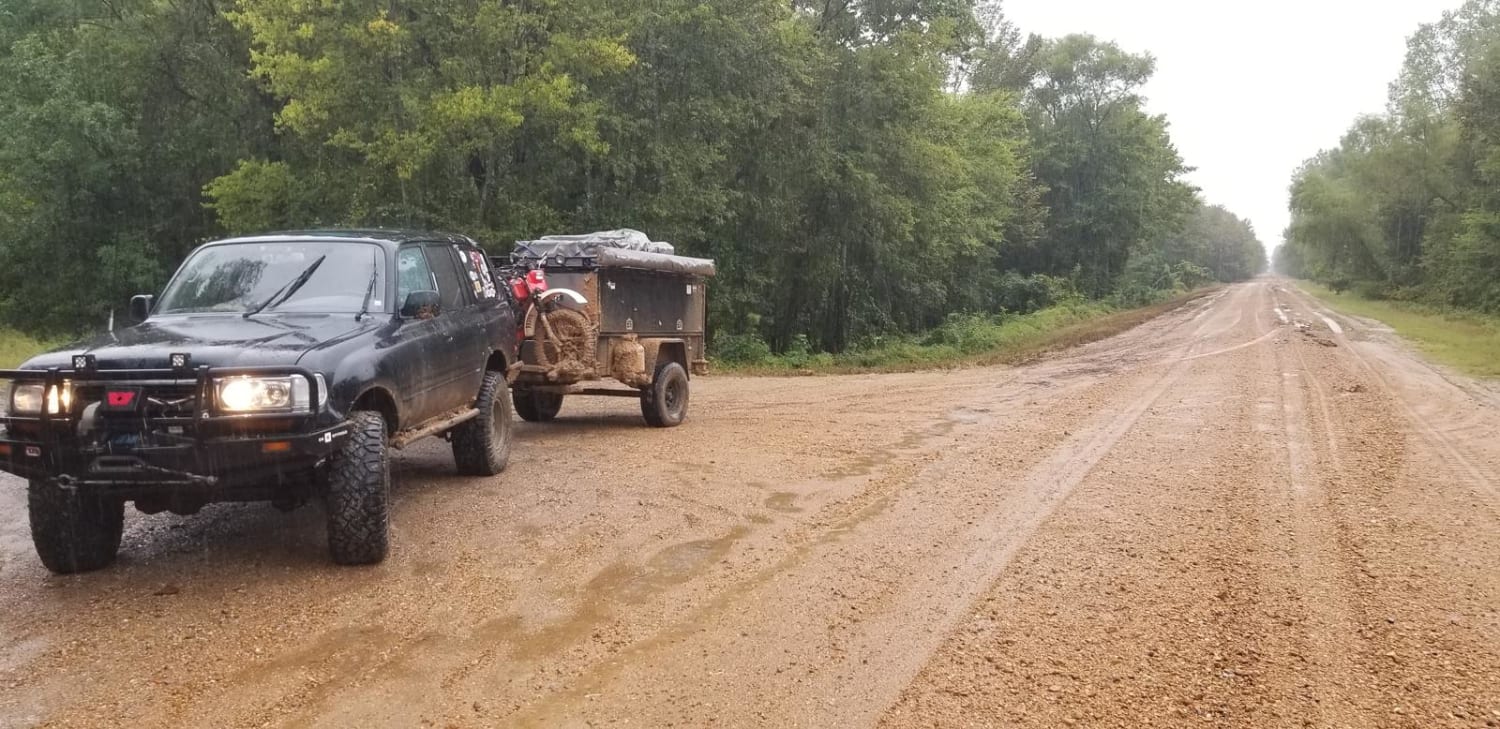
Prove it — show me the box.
[129,294,154,322]
[400,290,441,319]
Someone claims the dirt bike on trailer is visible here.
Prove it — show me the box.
[495,230,716,427]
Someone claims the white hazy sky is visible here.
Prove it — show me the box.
[1003,0,1464,252]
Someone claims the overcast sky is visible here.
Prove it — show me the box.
[1003,0,1463,253]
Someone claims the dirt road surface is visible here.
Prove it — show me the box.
[1,280,1497,728]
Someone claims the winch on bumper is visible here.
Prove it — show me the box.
[0,364,350,497]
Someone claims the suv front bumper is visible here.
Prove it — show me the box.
[1,366,350,493]
[0,423,351,490]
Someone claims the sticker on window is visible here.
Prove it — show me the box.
[467,250,498,300]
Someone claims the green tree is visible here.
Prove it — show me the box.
[0,0,273,334]
[1161,203,1267,283]
[1285,0,1500,311]
[214,0,636,240]
[998,35,1196,295]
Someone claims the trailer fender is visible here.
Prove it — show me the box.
[538,288,588,306]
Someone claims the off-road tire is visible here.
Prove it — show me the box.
[325,411,390,565]
[641,361,690,428]
[531,307,595,372]
[452,371,513,476]
[513,389,564,422]
[27,480,125,574]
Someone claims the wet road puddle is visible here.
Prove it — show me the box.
[490,528,750,661]
[765,492,802,513]
[587,528,747,605]
[229,625,403,686]
[0,635,47,676]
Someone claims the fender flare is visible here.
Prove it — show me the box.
[538,288,588,306]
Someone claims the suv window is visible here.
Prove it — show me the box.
[425,245,471,312]
[396,247,436,309]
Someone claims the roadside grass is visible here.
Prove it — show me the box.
[1300,283,1500,379]
[0,329,48,369]
[715,289,1215,376]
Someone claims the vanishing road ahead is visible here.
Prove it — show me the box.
[2,280,1497,728]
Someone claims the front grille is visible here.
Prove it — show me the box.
[141,384,199,418]
[77,383,200,420]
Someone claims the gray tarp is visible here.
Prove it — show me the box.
[596,247,717,277]
[514,229,715,277]
[520,228,676,257]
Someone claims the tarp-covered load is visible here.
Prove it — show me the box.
[597,248,716,277]
[520,229,674,257]
[514,229,716,277]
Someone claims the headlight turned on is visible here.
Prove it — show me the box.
[9,381,72,415]
[216,375,314,414]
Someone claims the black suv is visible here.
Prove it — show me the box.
[0,231,517,572]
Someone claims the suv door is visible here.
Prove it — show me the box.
[387,244,452,424]
[422,243,488,409]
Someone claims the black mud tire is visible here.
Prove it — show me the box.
[512,388,563,422]
[641,361,690,428]
[452,371,513,476]
[27,480,125,574]
[325,411,390,565]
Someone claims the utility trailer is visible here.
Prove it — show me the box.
[496,231,716,427]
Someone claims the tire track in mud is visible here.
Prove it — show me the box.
[202,356,1111,728]
[1271,283,1500,724]
[883,280,1370,727]
[817,309,1234,725]
[1260,297,1380,723]
[1279,285,1500,519]
[500,286,1252,727]
[171,363,1097,728]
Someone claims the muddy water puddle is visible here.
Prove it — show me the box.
[764,491,803,513]
[491,528,749,661]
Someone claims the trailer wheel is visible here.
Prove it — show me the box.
[325,410,390,565]
[452,371,513,476]
[641,361,690,428]
[513,389,563,422]
[27,480,125,574]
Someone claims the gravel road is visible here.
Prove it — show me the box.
[1,279,1496,728]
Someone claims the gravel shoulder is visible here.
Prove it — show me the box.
[0,279,1495,728]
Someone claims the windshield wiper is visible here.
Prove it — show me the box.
[244,255,327,318]
[355,262,379,322]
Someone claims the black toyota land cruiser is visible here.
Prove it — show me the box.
[0,230,518,573]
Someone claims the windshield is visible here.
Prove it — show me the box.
[156,241,387,315]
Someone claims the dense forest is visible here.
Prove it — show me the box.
[1278,0,1500,313]
[0,0,1266,352]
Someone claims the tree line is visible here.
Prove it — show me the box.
[1278,0,1500,313]
[0,0,1266,352]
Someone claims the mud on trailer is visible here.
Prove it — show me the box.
[497,233,716,427]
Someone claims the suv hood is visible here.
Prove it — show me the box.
[23,315,375,371]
